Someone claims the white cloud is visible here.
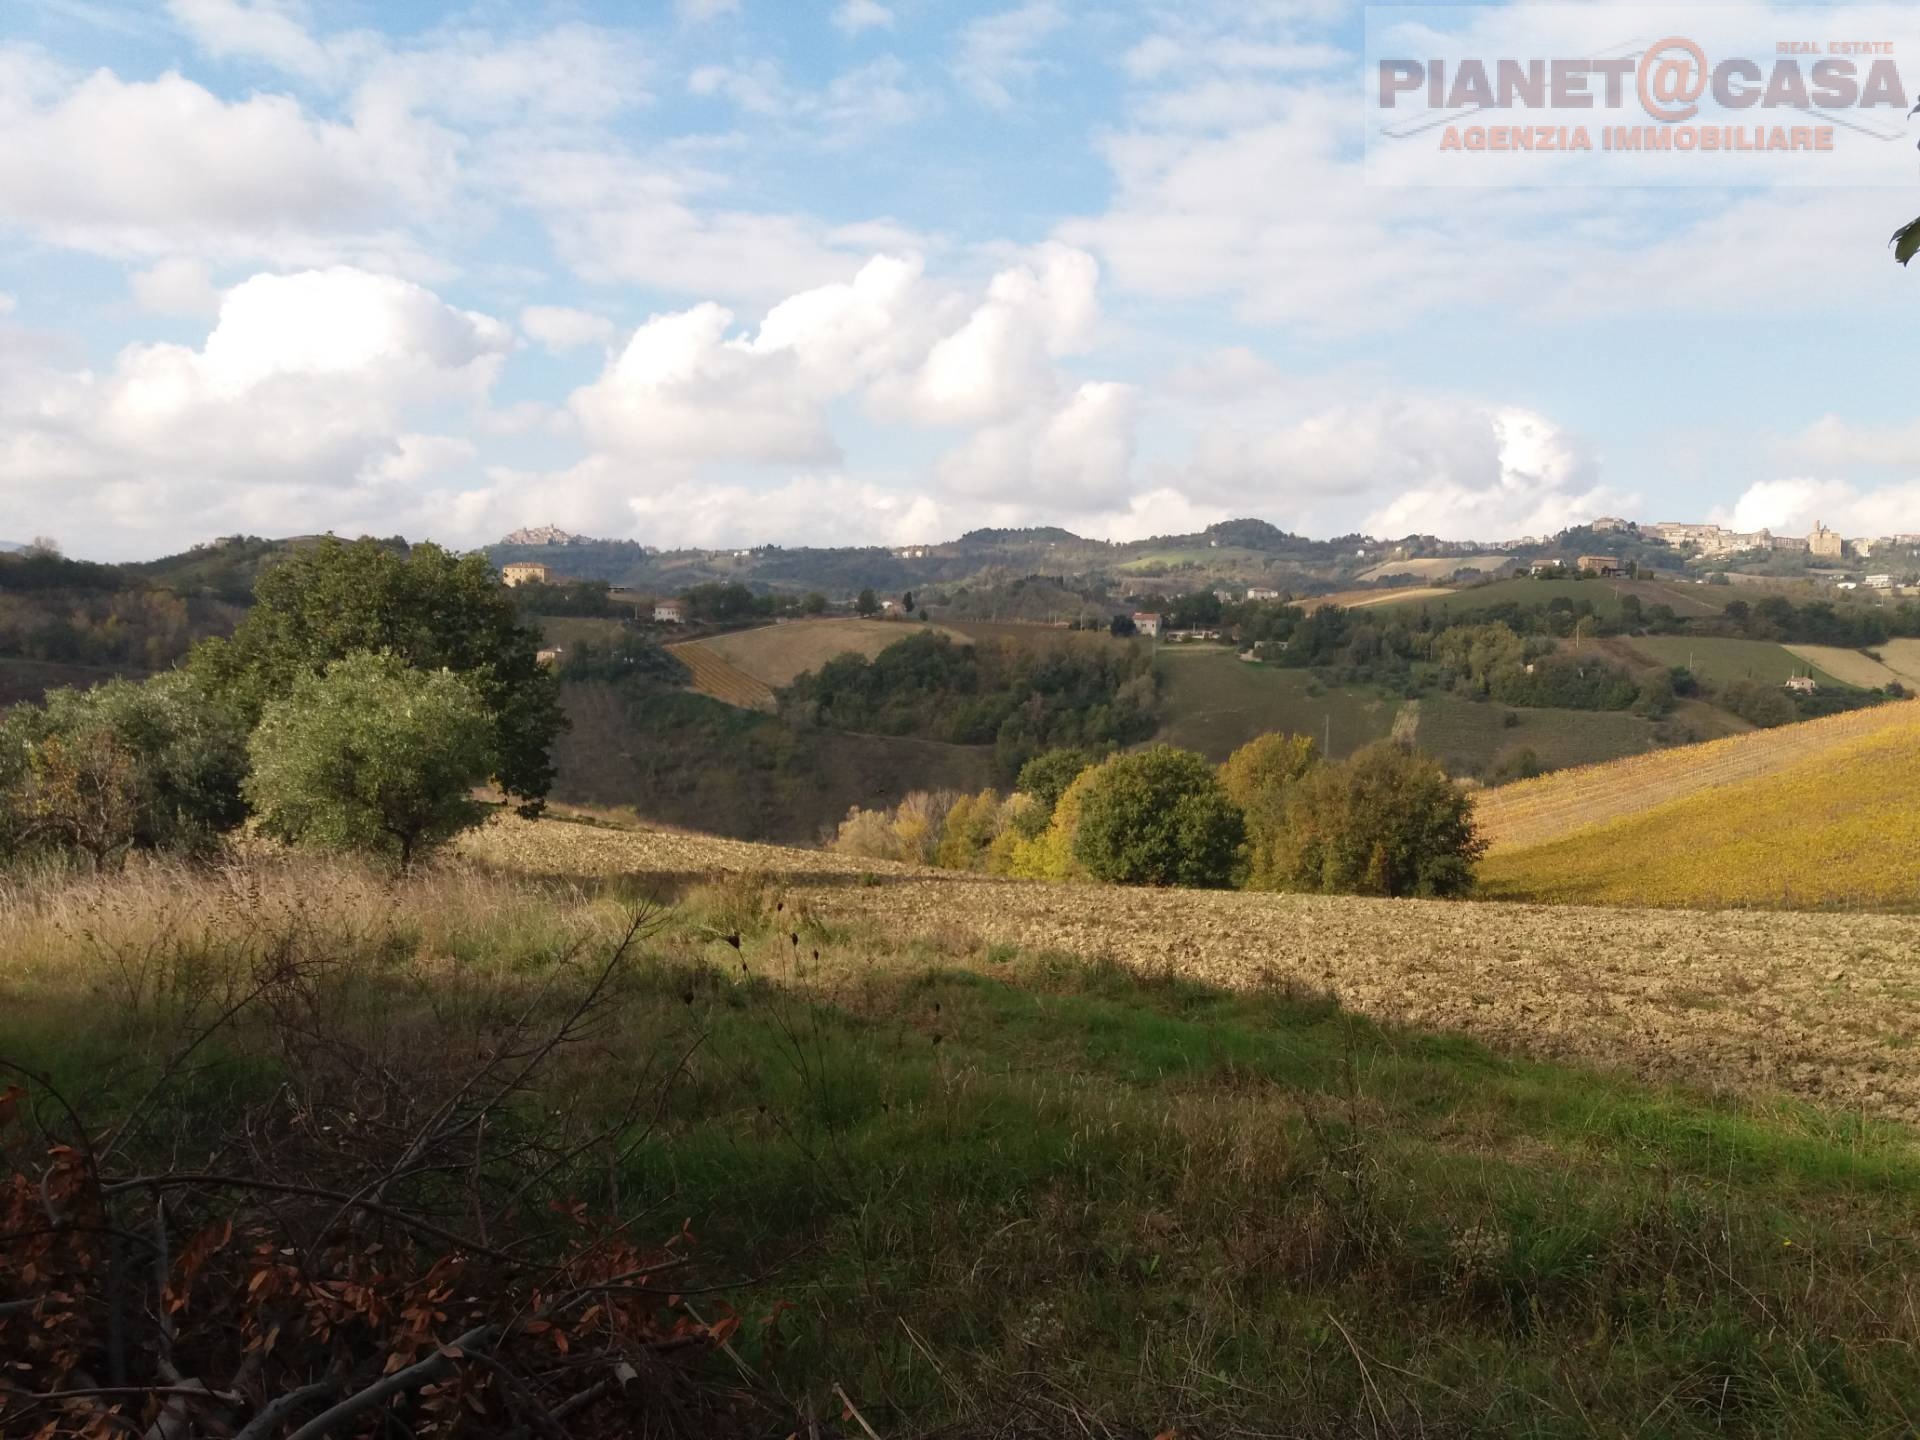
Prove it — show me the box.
[0,54,454,265]
[1720,477,1920,538]
[0,294,15,317]
[936,381,1138,505]
[834,1,894,36]
[130,257,222,316]
[1791,415,1920,470]
[952,2,1065,109]
[165,0,347,81]
[520,305,615,354]
[675,0,740,23]
[0,267,508,556]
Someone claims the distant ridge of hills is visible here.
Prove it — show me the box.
[0,541,23,553]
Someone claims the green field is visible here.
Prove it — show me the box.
[1366,576,1723,622]
[534,615,636,651]
[1409,695,1669,778]
[1626,635,1854,689]
[1154,647,1399,760]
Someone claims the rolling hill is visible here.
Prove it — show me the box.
[1475,701,1920,908]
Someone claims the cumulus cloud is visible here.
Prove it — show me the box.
[0,267,507,555]
[520,305,615,353]
[0,52,453,265]
[834,1,895,36]
[1719,477,1920,538]
[936,382,1138,506]
[130,257,222,316]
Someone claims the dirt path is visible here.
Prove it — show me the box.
[467,818,1920,1123]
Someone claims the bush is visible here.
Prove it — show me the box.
[1720,679,1798,729]
[0,672,248,865]
[1071,746,1245,888]
[1218,733,1318,891]
[244,652,497,868]
[1280,742,1485,897]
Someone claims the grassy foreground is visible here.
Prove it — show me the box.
[5,848,1919,1436]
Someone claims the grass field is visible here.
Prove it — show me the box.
[1479,700,1920,909]
[1872,638,1920,687]
[1627,635,1852,689]
[12,820,1920,1433]
[1358,553,1512,581]
[533,615,634,651]
[1786,643,1903,688]
[1364,576,1724,622]
[1306,586,1451,611]
[695,617,971,691]
[1408,694,1672,778]
[1154,648,1399,760]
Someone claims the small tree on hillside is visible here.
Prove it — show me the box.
[1072,745,1245,888]
[245,652,497,869]
[1218,732,1318,890]
[856,587,880,616]
[1109,613,1137,638]
[1280,741,1484,897]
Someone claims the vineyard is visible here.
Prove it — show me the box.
[1478,708,1920,909]
[666,639,777,710]
[1471,700,1919,852]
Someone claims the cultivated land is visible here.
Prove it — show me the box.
[1357,554,1512,582]
[667,638,777,709]
[461,814,1920,1123]
[1406,694,1687,778]
[1627,634,1852,689]
[1876,638,1920,687]
[1786,643,1904,689]
[696,617,971,691]
[1366,576,1724,621]
[1305,585,1451,610]
[1153,647,1399,761]
[1472,701,1919,853]
[1479,703,1920,910]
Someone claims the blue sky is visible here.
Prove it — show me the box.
[2,0,1917,560]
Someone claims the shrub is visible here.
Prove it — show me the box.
[1281,742,1485,897]
[1720,679,1798,729]
[1071,746,1245,888]
[244,652,497,868]
[1218,733,1318,891]
[0,671,248,864]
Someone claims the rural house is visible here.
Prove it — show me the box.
[1245,586,1280,601]
[501,561,551,587]
[1132,611,1162,637]
[653,599,686,623]
[1576,555,1621,577]
[1784,676,1817,694]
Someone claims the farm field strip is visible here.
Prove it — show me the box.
[698,618,970,690]
[1473,701,1920,852]
[1874,638,1920,687]
[667,640,777,711]
[1358,554,1511,582]
[464,815,1920,1122]
[1785,643,1902,689]
[1626,634,1847,688]
[1479,715,1920,910]
[1309,586,1451,610]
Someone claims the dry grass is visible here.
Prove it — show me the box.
[461,814,1920,1123]
[1472,700,1919,851]
[1784,643,1902,689]
[1357,555,1511,582]
[1875,638,1920,687]
[1305,586,1452,611]
[698,618,968,689]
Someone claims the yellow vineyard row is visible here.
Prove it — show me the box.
[668,641,777,711]
[1472,701,1920,853]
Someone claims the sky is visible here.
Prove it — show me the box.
[2,0,1920,561]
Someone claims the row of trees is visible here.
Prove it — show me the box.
[833,734,1484,898]
[1,539,565,871]
[780,630,1160,779]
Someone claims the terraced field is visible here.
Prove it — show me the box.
[462,813,1920,1121]
[666,640,777,710]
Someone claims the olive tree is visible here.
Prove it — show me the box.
[244,652,497,868]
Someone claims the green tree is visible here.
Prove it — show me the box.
[801,591,829,615]
[1218,732,1318,890]
[192,537,563,811]
[1012,747,1098,837]
[0,671,249,863]
[244,652,497,869]
[856,587,880,616]
[1071,745,1245,888]
[1280,742,1484,898]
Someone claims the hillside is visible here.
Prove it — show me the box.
[681,617,971,696]
[1475,702,1920,908]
